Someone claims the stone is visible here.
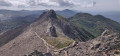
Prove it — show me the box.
[50,25,57,37]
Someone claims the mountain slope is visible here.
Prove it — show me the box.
[0,14,38,33]
[69,13,120,37]
[0,10,94,56]
[56,9,76,18]
[0,24,29,47]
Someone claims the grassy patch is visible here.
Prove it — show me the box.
[43,36,73,49]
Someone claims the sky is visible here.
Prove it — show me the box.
[0,0,120,11]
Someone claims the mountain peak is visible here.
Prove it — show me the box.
[46,9,56,17]
[48,9,55,13]
[64,9,72,11]
[39,9,57,21]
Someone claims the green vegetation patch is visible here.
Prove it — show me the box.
[44,36,73,49]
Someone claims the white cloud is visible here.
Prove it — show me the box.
[73,0,95,8]
[27,0,60,6]
[5,0,29,7]
[0,0,73,7]
[0,0,12,6]
[0,0,95,8]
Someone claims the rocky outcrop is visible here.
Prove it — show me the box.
[24,50,52,56]
[50,25,57,37]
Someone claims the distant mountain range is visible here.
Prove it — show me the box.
[0,9,119,23]
[0,9,44,20]
[99,11,120,23]
[0,9,76,20]
[56,9,76,18]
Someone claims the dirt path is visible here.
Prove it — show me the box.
[34,32,49,53]
[64,50,68,56]
[30,24,50,52]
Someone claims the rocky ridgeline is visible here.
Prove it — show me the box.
[25,30,120,56]
[89,30,120,56]
[62,30,120,56]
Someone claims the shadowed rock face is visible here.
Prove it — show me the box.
[50,25,57,37]
[63,24,71,34]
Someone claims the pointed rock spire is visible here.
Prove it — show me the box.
[38,9,57,22]
[46,9,57,19]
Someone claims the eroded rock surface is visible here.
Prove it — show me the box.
[56,30,120,56]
